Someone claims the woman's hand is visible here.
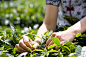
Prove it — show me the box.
[46,30,76,50]
[15,36,39,53]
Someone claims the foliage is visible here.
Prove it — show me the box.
[0,0,86,57]
[0,25,86,57]
[64,16,80,25]
[0,0,45,28]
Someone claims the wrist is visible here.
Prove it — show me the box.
[67,28,81,36]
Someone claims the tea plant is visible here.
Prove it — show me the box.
[0,0,45,28]
[0,24,86,57]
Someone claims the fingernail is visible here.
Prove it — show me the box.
[33,47,36,49]
[27,49,30,52]
[29,38,30,41]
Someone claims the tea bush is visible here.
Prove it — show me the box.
[0,25,86,57]
[0,0,46,28]
[0,0,86,57]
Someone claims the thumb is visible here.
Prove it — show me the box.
[60,41,65,45]
[33,42,39,49]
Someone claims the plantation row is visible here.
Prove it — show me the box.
[0,25,86,57]
[0,0,45,28]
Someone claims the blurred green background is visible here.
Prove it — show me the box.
[0,0,46,29]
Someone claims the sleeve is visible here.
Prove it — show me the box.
[46,0,60,6]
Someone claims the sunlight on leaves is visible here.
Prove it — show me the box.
[76,33,81,37]
[51,37,60,46]
[48,44,57,50]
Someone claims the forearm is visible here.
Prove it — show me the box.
[67,16,86,35]
[34,23,56,44]
[34,4,59,44]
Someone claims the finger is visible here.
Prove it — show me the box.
[50,33,56,37]
[19,39,30,52]
[59,37,64,42]
[23,36,32,48]
[48,41,54,47]
[33,42,39,49]
[52,32,63,41]
[29,38,33,42]
[46,33,56,48]
[23,36,33,42]
[55,34,61,39]
[60,41,65,45]
[15,44,26,52]
[55,34,64,42]
[55,46,58,50]
[16,49,23,53]
[46,38,52,48]
[54,41,64,50]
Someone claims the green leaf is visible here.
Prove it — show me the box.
[69,53,77,57]
[38,46,44,50]
[3,30,6,37]
[75,45,82,56]
[48,30,53,36]
[26,41,35,47]
[26,34,34,40]
[0,36,2,40]
[51,37,60,46]
[64,16,79,20]
[32,53,38,57]
[4,39,14,45]
[47,50,58,53]
[44,30,50,37]
[61,46,71,54]
[33,34,41,39]
[1,50,8,54]
[13,48,17,55]
[18,52,28,57]
[10,24,17,35]
[63,42,73,46]
[32,49,43,52]
[27,47,32,52]
[60,25,67,30]
[48,44,57,50]
[76,33,81,37]
[10,24,19,44]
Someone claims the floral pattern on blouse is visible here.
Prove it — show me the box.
[46,0,86,19]
[46,0,86,27]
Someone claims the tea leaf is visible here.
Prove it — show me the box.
[10,24,17,35]
[27,47,32,52]
[13,48,17,55]
[63,42,73,46]
[32,49,43,52]
[61,46,71,54]
[76,33,81,37]
[44,30,50,37]
[0,36,2,40]
[51,37,60,46]
[38,46,44,50]
[48,30,53,36]
[47,50,58,53]
[75,45,82,56]
[18,52,28,57]
[48,44,57,50]
[3,30,6,37]
[33,34,41,39]
[4,39,14,45]
[32,53,38,57]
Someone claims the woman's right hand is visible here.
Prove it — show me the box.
[46,30,76,50]
[15,36,39,53]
